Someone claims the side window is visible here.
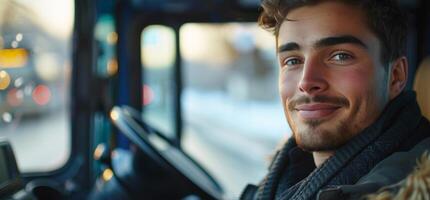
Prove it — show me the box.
[0,0,73,172]
[139,22,290,198]
[179,23,289,198]
[140,25,176,139]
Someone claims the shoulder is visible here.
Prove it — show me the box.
[358,136,430,185]
[317,137,430,200]
[367,152,430,200]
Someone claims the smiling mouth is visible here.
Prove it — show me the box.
[295,103,342,120]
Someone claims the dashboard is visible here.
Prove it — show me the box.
[0,140,35,200]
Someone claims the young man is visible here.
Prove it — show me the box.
[240,0,430,199]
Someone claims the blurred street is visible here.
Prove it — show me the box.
[0,108,69,172]
[183,119,276,199]
[181,89,289,199]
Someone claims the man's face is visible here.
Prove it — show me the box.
[278,2,390,151]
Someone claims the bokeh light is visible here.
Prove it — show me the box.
[0,70,11,90]
[93,144,106,160]
[14,77,23,88]
[0,48,28,68]
[32,85,51,106]
[7,88,24,107]
[11,41,18,48]
[110,110,119,121]
[35,53,60,81]
[107,59,118,76]
[2,112,13,123]
[102,169,113,182]
[16,33,23,42]
[143,84,154,106]
[107,32,118,45]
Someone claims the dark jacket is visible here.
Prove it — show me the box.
[240,91,430,200]
[317,137,430,200]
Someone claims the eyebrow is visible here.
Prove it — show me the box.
[315,35,368,49]
[278,35,368,53]
[278,42,300,52]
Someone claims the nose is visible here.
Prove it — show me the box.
[298,60,328,94]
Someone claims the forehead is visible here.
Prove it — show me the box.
[278,1,377,48]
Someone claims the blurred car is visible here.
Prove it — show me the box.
[0,45,59,122]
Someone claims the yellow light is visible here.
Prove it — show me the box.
[110,110,119,120]
[0,70,11,90]
[107,59,118,76]
[93,144,106,160]
[107,32,118,45]
[0,48,28,68]
[102,169,113,181]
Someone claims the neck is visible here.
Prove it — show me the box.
[313,151,335,167]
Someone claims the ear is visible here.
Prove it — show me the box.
[389,56,408,100]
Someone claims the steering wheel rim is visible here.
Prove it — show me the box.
[110,105,224,199]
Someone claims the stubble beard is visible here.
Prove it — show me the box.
[286,95,354,152]
[292,116,352,152]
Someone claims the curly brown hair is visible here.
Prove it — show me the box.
[258,0,408,65]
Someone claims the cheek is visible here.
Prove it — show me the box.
[333,69,375,99]
[333,67,388,118]
[279,71,299,103]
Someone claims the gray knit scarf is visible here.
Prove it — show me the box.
[255,91,425,200]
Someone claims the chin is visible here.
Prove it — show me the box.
[297,139,344,152]
[294,124,351,152]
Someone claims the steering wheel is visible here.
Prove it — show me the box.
[110,105,224,199]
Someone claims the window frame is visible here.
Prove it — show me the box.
[116,1,261,148]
